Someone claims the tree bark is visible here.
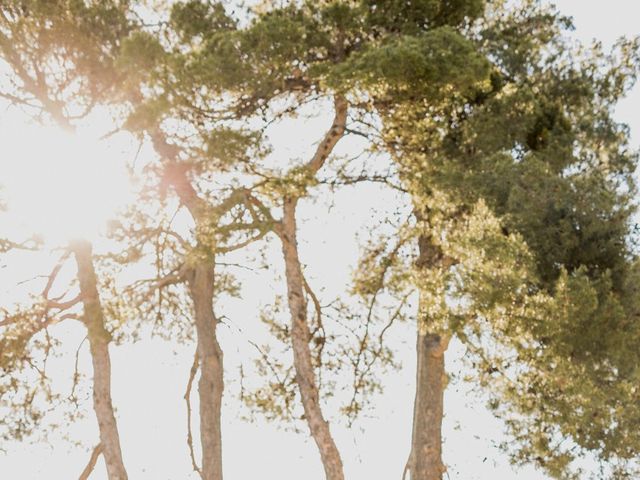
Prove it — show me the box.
[406,331,448,480]
[187,261,224,480]
[405,234,450,480]
[151,131,225,480]
[78,444,103,480]
[72,240,128,480]
[275,96,347,480]
[280,198,345,480]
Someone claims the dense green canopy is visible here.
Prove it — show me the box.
[1,1,639,479]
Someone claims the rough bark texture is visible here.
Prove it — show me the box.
[406,234,451,480]
[281,198,345,480]
[278,96,348,480]
[72,240,128,480]
[187,261,224,480]
[152,131,224,480]
[407,331,447,480]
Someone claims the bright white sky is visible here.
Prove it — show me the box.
[1,2,639,479]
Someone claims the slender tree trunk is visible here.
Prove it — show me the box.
[187,261,224,480]
[407,330,447,480]
[280,197,345,480]
[274,95,347,480]
[151,131,225,480]
[405,234,450,480]
[72,240,128,480]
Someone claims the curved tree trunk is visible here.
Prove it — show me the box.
[281,197,345,480]
[72,240,128,480]
[276,96,348,480]
[187,261,224,480]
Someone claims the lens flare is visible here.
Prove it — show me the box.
[1,123,132,243]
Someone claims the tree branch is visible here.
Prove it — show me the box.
[78,444,103,480]
[308,95,348,174]
[184,351,203,478]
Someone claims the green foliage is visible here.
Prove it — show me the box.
[0,303,74,445]
[123,95,171,132]
[118,31,166,74]
[0,0,132,112]
[201,127,264,171]
[2,0,640,477]
[170,0,236,42]
[362,0,486,32]
[327,27,491,99]
[370,6,640,476]
[406,195,640,477]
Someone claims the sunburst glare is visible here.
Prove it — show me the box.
[1,122,132,243]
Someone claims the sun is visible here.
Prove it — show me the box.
[1,120,133,244]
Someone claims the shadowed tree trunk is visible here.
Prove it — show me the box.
[405,234,450,480]
[278,95,348,480]
[72,240,128,480]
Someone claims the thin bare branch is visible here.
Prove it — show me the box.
[46,294,82,311]
[78,444,103,480]
[70,336,88,406]
[184,351,203,478]
[42,251,72,299]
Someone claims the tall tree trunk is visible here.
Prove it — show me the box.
[72,240,128,480]
[187,260,224,480]
[280,197,345,480]
[405,235,450,480]
[406,330,448,480]
[275,95,347,480]
[151,131,225,480]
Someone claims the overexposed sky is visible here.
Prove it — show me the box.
[1,2,639,479]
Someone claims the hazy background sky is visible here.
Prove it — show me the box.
[1,2,639,479]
